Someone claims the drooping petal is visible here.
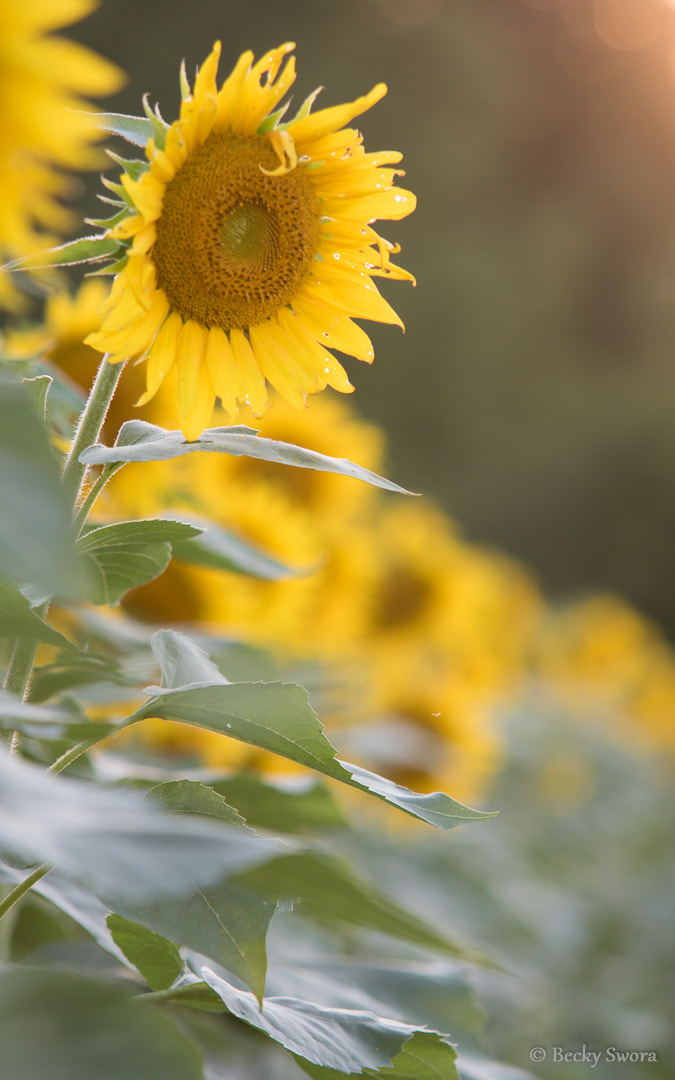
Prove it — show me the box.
[136,310,183,405]
[229,328,268,416]
[176,318,208,417]
[180,358,216,441]
[205,325,243,418]
[249,321,311,407]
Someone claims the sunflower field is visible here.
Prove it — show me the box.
[1,3,673,1079]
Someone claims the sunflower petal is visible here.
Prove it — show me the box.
[289,83,387,148]
[249,321,311,407]
[205,326,242,418]
[291,294,374,362]
[176,318,208,416]
[180,360,216,441]
[136,310,182,405]
[228,328,268,415]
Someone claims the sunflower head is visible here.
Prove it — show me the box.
[85,42,416,439]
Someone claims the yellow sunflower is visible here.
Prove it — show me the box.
[85,41,416,439]
[0,0,124,308]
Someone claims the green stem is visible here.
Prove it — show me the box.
[0,864,51,922]
[48,734,109,776]
[61,354,125,508]
[2,596,49,712]
[72,464,118,540]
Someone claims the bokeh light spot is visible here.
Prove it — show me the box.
[593,0,662,51]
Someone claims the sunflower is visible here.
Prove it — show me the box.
[0,0,123,308]
[85,41,416,439]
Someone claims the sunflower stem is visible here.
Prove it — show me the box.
[61,354,125,509]
[0,864,52,923]
[3,601,51,746]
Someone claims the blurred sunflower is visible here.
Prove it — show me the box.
[0,0,123,308]
[85,41,416,439]
[534,595,675,755]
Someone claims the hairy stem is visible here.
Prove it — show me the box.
[61,354,125,508]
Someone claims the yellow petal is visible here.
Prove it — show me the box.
[260,129,298,176]
[214,49,254,131]
[248,322,309,408]
[306,266,403,328]
[130,222,157,256]
[111,214,145,241]
[228,328,268,415]
[205,326,242,418]
[180,361,216,441]
[88,289,169,358]
[289,83,387,148]
[276,307,355,393]
[148,140,177,183]
[324,186,417,223]
[164,122,189,170]
[121,172,164,222]
[192,41,221,110]
[300,128,363,165]
[136,311,182,405]
[291,294,374,362]
[176,319,207,417]
[318,167,405,200]
[234,44,296,134]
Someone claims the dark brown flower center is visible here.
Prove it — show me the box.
[152,132,321,330]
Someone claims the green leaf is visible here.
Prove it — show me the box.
[0,967,203,1080]
[130,631,496,830]
[212,774,349,834]
[296,1030,459,1080]
[199,966,418,1071]
[77,519,203,606]
[29,652,126,702]
[0,747,284,907]
[266,947,482,1040]
[24,374,51,419]
[80,109,154,146]
[107,914,184,991]
[79,421,416,495]
[0,689,115,740]
[0,863,133,968]
[0,579,80,650]
[147,779,247,828]
[169,513,307,580]
[242,853,487,965]
[117,880,276,1002]
[0,377,82,598]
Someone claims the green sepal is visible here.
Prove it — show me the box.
[83,110,154,147]
[87,253,129,277]
[2,234,120,273]
[106,151,149,182]
[86,208,131,231]
[142,94,169,150]
[281,86,322,129]
[101,176,134,207]
[258,100,291,133]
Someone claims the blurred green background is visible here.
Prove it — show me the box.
[72,0,675,633]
